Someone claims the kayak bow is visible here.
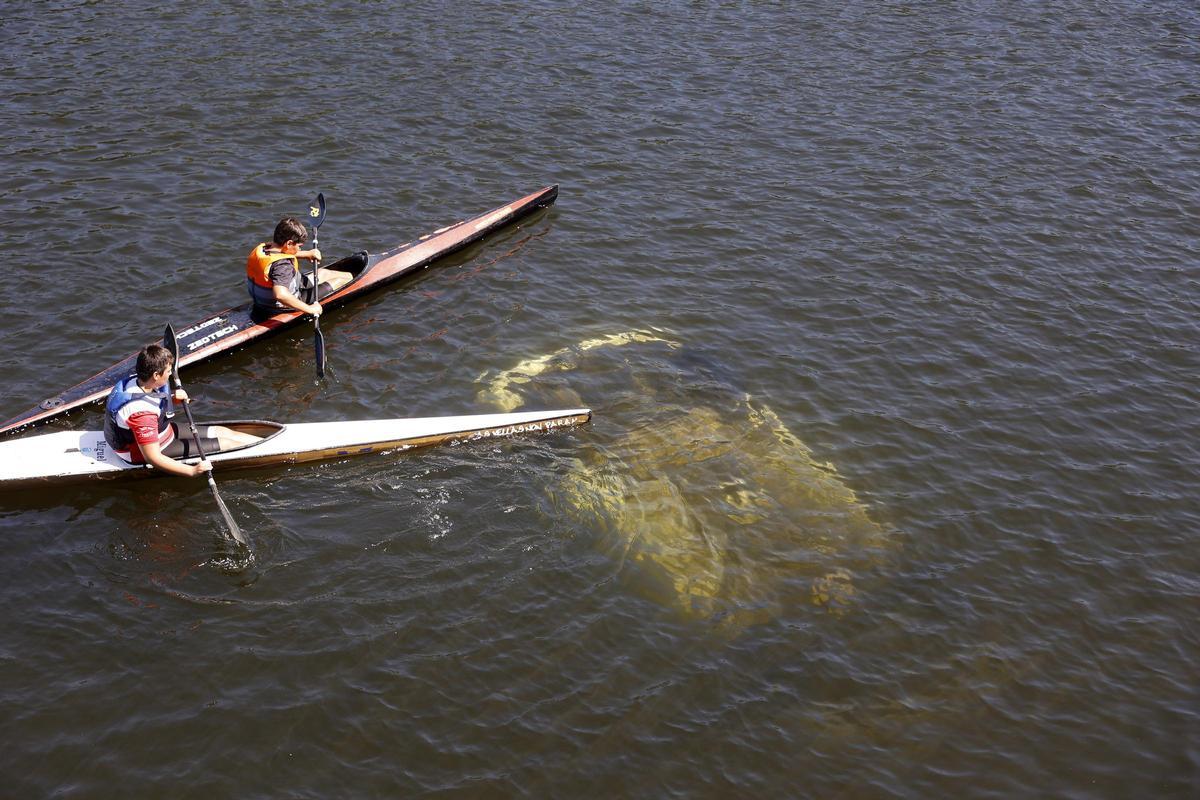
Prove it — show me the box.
[1,185,559,436]
[0,408,590,489]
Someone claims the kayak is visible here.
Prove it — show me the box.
[0,408,590,489]
[0,185,559,436]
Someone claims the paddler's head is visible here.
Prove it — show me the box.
[272,217,309,254]
[136,344,174,390]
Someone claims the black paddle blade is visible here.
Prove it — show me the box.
[315,323,326,379]
[163,323,179,364]
[163,323,182,396]
[309,192,326,231]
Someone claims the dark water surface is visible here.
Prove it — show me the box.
[2,1,1198,796]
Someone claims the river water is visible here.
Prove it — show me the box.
[1,1,1197,797]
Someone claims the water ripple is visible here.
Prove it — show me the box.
[2,0,1200,796]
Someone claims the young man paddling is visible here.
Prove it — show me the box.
[104,345,257,477]
[246,216,353,316]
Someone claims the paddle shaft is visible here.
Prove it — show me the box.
[311,232,325,378]
[164,324,247,548]
[177,394,248,547]
[309,193,327,379]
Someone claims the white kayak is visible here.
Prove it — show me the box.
[0,409,591,489]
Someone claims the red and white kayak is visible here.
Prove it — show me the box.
[0,408,590,489]
[0,185,559,436]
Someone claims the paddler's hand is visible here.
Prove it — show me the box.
[300,248,321,262]
[305,301,323,317]
[173,389,189,403]
[192,461,213,477]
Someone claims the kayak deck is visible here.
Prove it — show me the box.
[0,409,591,489]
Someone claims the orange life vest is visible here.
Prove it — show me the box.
[246,243,300,289]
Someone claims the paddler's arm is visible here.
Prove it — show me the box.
[272,284,322,317]
[139,440,211,478]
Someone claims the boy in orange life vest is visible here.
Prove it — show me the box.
[245,217,353,315]
[103,345,258,477]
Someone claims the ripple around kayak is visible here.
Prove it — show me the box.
[478,330,894,633]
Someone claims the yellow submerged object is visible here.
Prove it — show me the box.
[479,331,891,631]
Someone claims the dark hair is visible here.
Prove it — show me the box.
[136,344,174,382]
[272,217,308,246]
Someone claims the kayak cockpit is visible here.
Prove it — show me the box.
[324,250,369,280]
[202,420,286,456]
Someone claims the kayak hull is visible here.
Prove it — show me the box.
[0,409,590,489]
[0,185,559,436]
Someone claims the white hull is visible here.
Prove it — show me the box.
[0,409,590,488]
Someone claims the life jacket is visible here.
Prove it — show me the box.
[103,375,172,459]
[246,243,301,307]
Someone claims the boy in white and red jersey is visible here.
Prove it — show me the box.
[103,345,254,477]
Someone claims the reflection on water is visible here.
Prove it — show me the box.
[479,331,892,632]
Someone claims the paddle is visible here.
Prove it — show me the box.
[163,324,249,548]
[308,192,327,379]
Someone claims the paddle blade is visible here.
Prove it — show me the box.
[208,474,248,547]
[315,323,326,379]
[162,324,180,413]
[309,192,326,231]
[163,324,178,360]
